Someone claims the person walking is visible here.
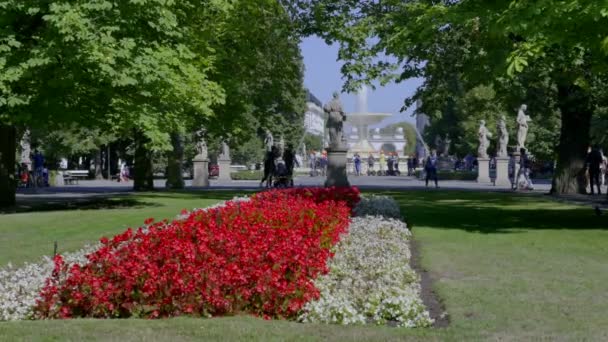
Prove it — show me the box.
[379,151,386,176]
[319,150,328,176]
[367,153,375,175]
[32,149,45,187]
[407,156,414,176]
[309,150,317,177]
[425,150,439,188]
[353,153,362,176]
[586,145,603,195]
[517,148,534,190]
[261,146,278,188]
[283,144,298,187]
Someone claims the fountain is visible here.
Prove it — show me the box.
[346,86,405,154]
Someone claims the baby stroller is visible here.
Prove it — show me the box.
[273,159,291,188]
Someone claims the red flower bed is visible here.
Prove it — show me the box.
[254,186,361,212]
[35,188,357,319]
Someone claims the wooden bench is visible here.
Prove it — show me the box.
[65,170,89,184]
[62,172,77,185]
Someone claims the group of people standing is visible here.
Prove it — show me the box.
[308,150,328,177]
[352,151,405,176]
[260,144,299,188]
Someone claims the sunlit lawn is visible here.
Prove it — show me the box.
[1,190,607,341]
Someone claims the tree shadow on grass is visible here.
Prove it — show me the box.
[4,190,249,215]
[376,190,608,233]
[2,196,160,214]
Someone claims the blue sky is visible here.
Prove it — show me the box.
[300,36,423,127]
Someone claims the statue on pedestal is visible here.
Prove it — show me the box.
[434,135,443,152]
[19,129,32,167]
[324,92,346,150]
[195,129,208,160]
[264,129,274,152]
[478,120,492,158]
[516,104,531,150]
[219,141,230,160]
[442,134,451,157]
[497,116,509,158]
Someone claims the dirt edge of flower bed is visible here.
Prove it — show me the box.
[409,238,450,328]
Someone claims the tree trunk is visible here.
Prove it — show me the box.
[166,132,184,189]
[94,148,103,179]
[0,124,17,208]
[550,83,592,195]
[133,131,154,191]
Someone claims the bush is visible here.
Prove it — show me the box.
[414,170,477,181]
[231,170,263,180]
[353,195,402,220]
[35,188,356,319]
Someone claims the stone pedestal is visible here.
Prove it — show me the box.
[192,157,209,187]
[477,158,491,183]
[512,152,521,180]
[218,158,232,181]
[325,148,350,187]
[494,158,510,187]
[53,171,65,187]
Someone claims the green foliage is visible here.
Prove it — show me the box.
[230,170,263,181]
[203,0,306,149]
[232,137,264,167]
[380,122,417,155]
[303,133,324,152]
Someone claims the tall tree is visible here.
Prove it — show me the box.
[0,0,227,205]
[295,0,608,194]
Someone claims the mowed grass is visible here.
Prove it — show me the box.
[0,191,238,266]
[1,190,607,341]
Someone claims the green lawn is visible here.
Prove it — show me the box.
[1,190,607,341]
[0,191,238,266]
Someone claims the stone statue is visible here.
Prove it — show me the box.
[442,134,451,157]
[324,91,347,149]
[195,129,208,159]
[219,141,230,160]
[435,135,443,152]
[19,129,32,166]
[497,116,509,158]
[264,129,274,152]
[516,104,531,150]
[279,135,285,154]
[478,120,492,158]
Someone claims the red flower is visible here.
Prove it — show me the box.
[35,187,358,320]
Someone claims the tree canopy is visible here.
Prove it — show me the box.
[294,0,608,194]
[0,0,306,205]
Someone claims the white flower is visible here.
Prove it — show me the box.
[299,216,433,327]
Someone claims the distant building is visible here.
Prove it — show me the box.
[304,90,325,136]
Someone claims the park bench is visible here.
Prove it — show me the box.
[65,170,89,184]
[62,172,76,185]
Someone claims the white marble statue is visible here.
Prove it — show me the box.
[478,120,492,158]
[324,92,347,149]
[19,129,32,167]
[219,141,230,160]
[264,129,274,152]
[516,104,531,150]
[195,129,208,159]
[497,116,509,158]
[442,134,451,157]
